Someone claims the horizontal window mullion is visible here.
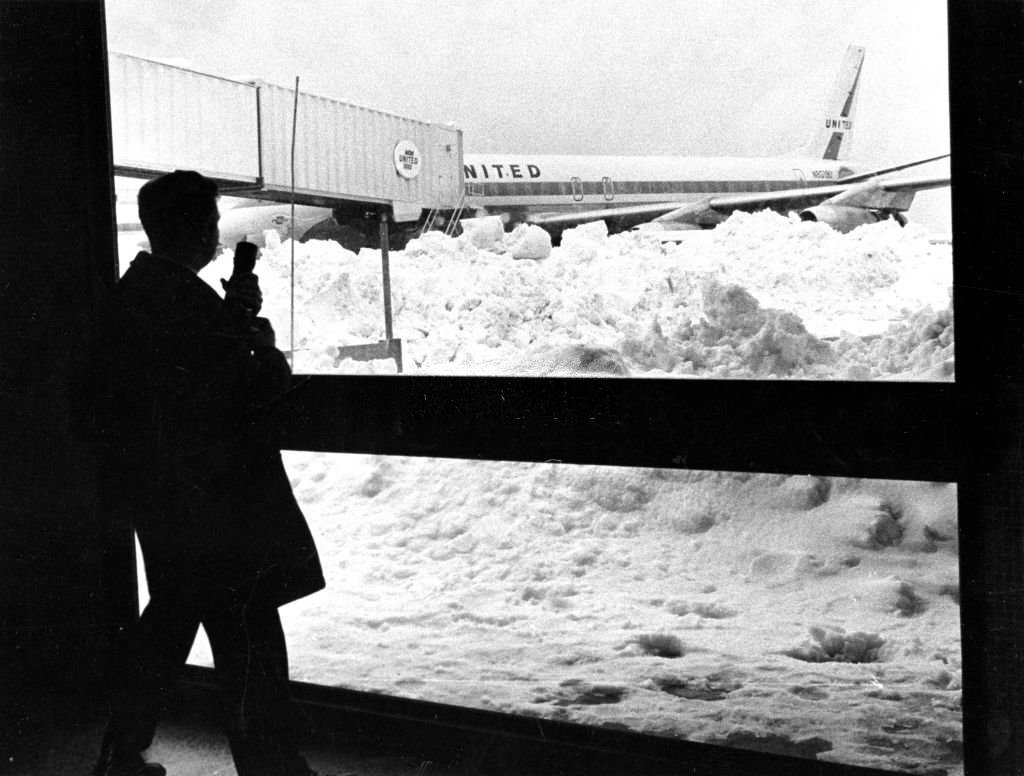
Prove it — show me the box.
[272,376,956,482]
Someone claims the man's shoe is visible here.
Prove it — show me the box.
[92,752,166,776]
[288,756,332,776]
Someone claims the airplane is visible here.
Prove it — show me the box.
[217,200,401,253]
[217,45,950,249]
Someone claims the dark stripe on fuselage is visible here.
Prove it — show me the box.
[466,179,838,198]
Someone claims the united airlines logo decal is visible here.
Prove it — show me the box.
[394,141,422,179]
[464,163,542,180]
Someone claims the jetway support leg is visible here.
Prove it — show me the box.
[380,211,402,373]
[330,209,403,373]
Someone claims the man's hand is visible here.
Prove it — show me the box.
[247,317,277,349]
[221,273,263,316]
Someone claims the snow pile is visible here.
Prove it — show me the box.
[457,215,506,250]
[200,210,952,380]
[505,223,553,260]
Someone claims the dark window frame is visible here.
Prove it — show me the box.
[45,0,1016,773]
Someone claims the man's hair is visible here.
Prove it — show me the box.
[138,170,218,250]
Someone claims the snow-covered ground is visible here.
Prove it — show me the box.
[126,213,959,773]
[276,460,960,774]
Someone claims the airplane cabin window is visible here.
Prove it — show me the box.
[571,176,584,201]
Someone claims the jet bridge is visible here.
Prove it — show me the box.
[107,52,464,220]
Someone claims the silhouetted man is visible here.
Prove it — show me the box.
[86,171,325,776]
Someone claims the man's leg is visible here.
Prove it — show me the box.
[96,591,201,774]
[203,594,309,776]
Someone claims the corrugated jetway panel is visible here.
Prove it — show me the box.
[257,82,464,214]
[108,52,260,184]
[108,53,464,215]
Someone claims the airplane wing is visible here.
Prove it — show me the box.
[524,175,950,234]
[827,153,948,185]
[655,174,951,224]
[525,202,692,229]
[524,154,950,234]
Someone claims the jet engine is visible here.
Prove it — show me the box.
[798,205,907,233]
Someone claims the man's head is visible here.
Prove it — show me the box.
[138,170,220,271]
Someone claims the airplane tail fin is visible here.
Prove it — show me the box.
[802,44,866,161]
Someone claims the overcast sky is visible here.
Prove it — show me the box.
[105,0,950,229]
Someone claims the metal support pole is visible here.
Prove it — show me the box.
[380,210,393,342]
[379,210,402,371]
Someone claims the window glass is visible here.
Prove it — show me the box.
[157,456,962,772]
[108,0,951,382]
[111,0,958,771]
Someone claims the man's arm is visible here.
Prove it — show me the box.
[221,271,292,407]
[244,316,292,406]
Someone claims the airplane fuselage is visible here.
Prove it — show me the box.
[462,153,867,223]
